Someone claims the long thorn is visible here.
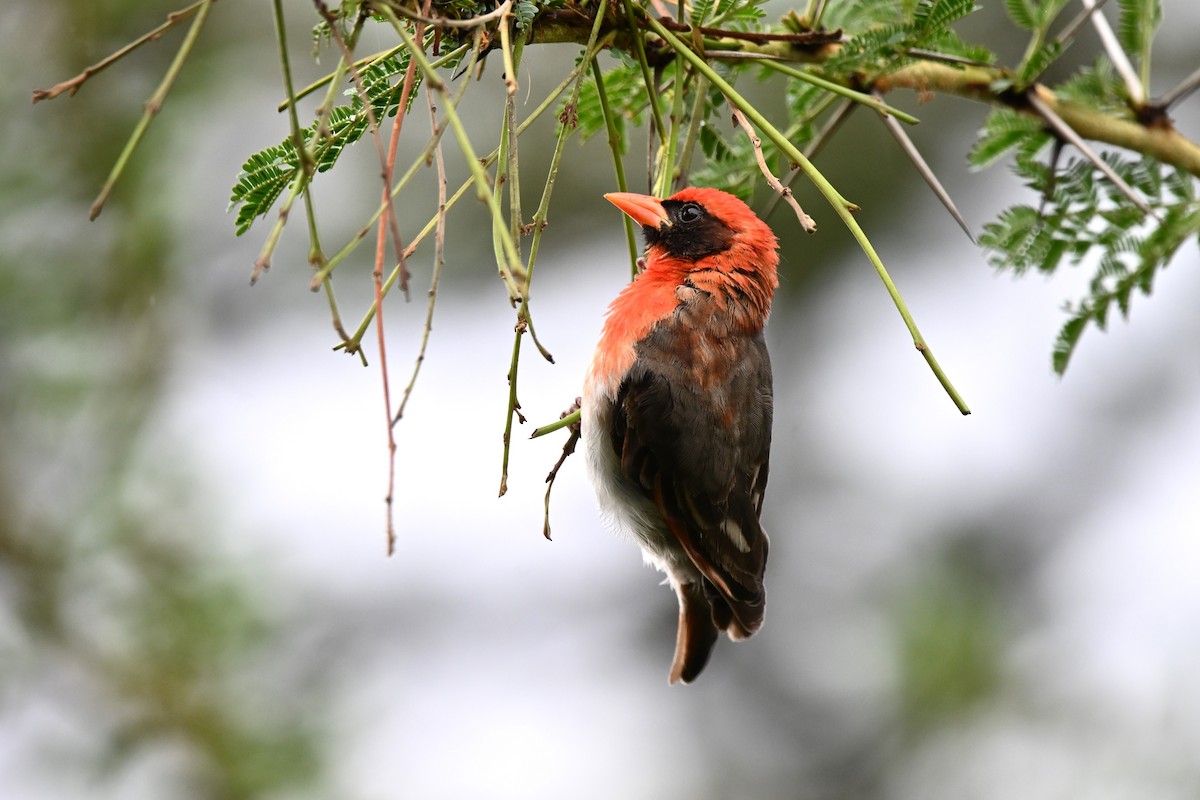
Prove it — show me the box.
[1159,65,1200,110]
[874,91,975,243]
[1078,0,1144,106]
[1028,88,1156,219]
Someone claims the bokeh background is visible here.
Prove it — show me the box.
[4,1,1200,798]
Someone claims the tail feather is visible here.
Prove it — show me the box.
[669,581,720,684]
[706,582,765,641]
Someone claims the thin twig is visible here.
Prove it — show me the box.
[762,98,856,220]
[654,35,690,197]
[532,409,581,438]
[375,26,425,554]
[383,0,513,30]
[701,50,786,61]
[905,48,995,67]
[321,3,411,296]
[498,1,519,96]
[499,317,528,497]
[873,90,974,242]
[591,58,640,277]
[623,0,668,146]
[675,71,708,190]
[728,103,816,232]
[1028,87,1156,218]
[254,10,367,284]
[394,90,449,427]
[540,403,581,540]
[33,0,208,103]
[88,0,214,220]
[271,0,354,348]
[652,16,842,47]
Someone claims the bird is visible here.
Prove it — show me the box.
[582,186,779,684]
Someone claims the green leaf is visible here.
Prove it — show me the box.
[1057,59,1131,115]
[1016,40,1063,87]
[824,0,981,80]
[690,0,716,25]
[912,0,980,35]
[1117,0,1162,64]
[514,0,538,31]
[968,109,1047,169]
[230,147,295,236]
[709,0,769,29]
[1052,312,1088,374]
[1003,0,1037,29]
[228,34,442,235]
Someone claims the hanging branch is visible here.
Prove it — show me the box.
[32,0,211,103]
[86,0,216,220]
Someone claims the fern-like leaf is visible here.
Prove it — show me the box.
[982,145,1200,373]
[1117,0,1162,65]
[968,109,1048,169]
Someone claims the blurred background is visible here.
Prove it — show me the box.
[4,1,1200,798]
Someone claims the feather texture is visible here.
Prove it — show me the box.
[583,187,780,683]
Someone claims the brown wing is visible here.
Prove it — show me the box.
[609,319,773,635]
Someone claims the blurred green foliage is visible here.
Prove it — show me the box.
[5,2,329,797]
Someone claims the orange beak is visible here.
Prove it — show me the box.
[604,192,671,229]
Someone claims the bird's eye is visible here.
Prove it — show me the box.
[678,204,703,224]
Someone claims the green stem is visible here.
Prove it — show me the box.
[591,58,639,277]
[531,409,580,438]
[760,61,920,124]
[90,0,214,220]
[499,317,525,497]
[271,0,354,358]
[654,60,688,197]
[645,14,971,415]
[622,0,667,146]
[676,71,707,187]
[254,11,369,283]
[524,1,611,296]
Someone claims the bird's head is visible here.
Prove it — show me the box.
[604,187,779,290]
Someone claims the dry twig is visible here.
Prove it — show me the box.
[728,102,817,232]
